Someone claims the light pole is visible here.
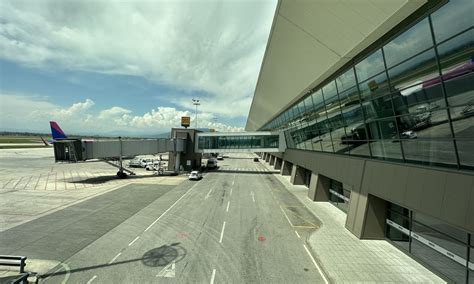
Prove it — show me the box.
[192,98,200,129]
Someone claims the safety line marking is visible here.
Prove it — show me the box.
[219,221,226,243]
[210,269,216,284]
[295,231,301,239]
[303,244,329,284]
[109,252,122,264]
[128,236,140,246]
[86,275,97,284]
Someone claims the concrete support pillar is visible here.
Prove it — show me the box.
[174,152,181,172]
[281,160,292,176]
[265,154,271,163]
[269,155,275,166]
[290,165,305,185]
[262,153,266,160]
[274,158,282,170]
[308,173,330,201]
[360,194,387,239]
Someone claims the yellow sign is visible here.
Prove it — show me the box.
[181,116,191,128]
[368,80,378,91]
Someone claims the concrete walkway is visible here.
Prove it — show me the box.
[262,161,446,283]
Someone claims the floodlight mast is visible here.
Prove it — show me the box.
[192,98,200,129]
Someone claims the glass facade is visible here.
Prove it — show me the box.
[197,134,279,151]
[386,203,473,283]
[261,0,474,170]
[328,179,350,213]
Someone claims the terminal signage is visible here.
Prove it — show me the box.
[181,116,191,128]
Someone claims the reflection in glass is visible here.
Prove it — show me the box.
[322,81,338,106]
[358,72,390,101]
[328,179,350,213]
[386,209,410,251]
[370,139,403,161]
[366,118,398,140]
[413,212,468,244]
[431,0,474,44]
[362,95,395,120]
[265,0,473,170]
[388,49,443,104]
[355,49,385,82]
[436,30,474,107]
[402,139,457,166]
[336,68,356,92]
[411,222,467,283]
[451,107,474,168]
[384,18,432,67]
[396,109,451,140]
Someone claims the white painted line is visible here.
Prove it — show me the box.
[205,188,213,200]
[303,244,329,284]
[279,206,294,227]
[156,260,176,277]
[230,187,233,196]
[128,236,140,246]
[210,269,216,284]
[251,191,255,203]
[295,231,301,239]
[86,275,97,284]
[144,181,200,232]
[226,201,230,212]
[219,221,226,243]
[60,263,71,284]
[109,252,122,264]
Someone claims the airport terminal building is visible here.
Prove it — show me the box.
[246,0,473,282]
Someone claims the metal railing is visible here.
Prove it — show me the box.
[0,255,27,273]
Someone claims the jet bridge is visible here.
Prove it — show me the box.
[196,131,285,153]
[53,138,186,177]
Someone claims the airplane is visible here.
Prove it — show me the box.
[50,121,68,140]
[46,121,146,178]
[39,121,68,146]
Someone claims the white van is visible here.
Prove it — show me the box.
[206,158,217,169]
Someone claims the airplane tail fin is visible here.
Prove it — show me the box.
[50,121,67,140]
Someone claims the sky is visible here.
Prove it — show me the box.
[0,0,277,136]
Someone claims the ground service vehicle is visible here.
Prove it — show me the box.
[206,159,217,169]
[188,171,202,180]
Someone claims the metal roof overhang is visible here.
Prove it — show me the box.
[246,0,433,131]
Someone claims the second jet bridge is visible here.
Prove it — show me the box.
[196,131,285,153]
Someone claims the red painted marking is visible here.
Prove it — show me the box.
[258,236,266,242]
[177,232,188,239]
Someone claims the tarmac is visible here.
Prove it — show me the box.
[0,148,447,283]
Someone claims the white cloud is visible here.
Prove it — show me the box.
[0,0,277,119]
[0,94,243,134]
[58,98,95,117]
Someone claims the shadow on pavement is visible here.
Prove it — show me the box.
[67,174,164,184]
[39,243,187,279]
[213,169,278,175]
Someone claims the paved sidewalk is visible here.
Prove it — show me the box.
[262,161,445,283]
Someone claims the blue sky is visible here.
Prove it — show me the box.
[0,0,277,135]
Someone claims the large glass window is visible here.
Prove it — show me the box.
[267,0,473,170]
[355,49,385,82]
[336,68,356,92]
[436,30,474,108]
[386,203,471,283]
[431,0,473,44]
[384,18,433,68]
[328,179,350,213]
[358,72,391,102]
[411,222,467,283]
